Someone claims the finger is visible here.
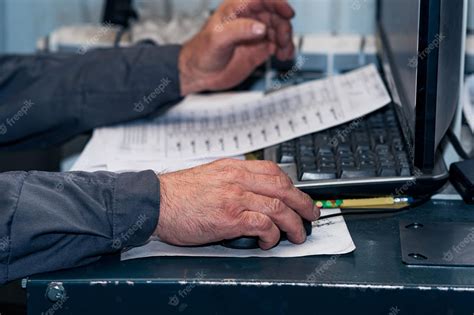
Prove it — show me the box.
[276,43,295,61]
[267,0,295,19]
[237,171,318,221]
[213,18,267,49]
[241,192,307,244]
[238,211,280,250]
[248,0,295,20]
[273,15,293,48]
[238,41,274,67]
[256,11,276,41]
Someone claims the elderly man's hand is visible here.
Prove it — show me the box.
[179,0,295,95]
[155,159,320,249]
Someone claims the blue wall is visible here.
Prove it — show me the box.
[0,0,379,54]
[1,0,102,53]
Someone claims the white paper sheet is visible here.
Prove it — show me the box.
[71,92,263,172]
[89,64,390,164]
[121,209,356,260]
[71,129,110,171]
[464,76,474,133]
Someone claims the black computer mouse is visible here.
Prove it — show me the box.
[221,219,313,249]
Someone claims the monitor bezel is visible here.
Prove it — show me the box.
[376,0,441,172]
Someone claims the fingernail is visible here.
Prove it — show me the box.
[301,228,307,242]
[313,204,321,220]
[252,23,266,35]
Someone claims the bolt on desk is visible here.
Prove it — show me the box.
[26,200,474,314]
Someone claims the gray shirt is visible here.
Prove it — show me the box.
[0,44,183,283]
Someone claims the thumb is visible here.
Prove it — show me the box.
[212,18,267,49]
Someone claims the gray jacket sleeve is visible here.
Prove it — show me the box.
[0,170,160,284]
[0,45,184,283]
[0,44,183,149]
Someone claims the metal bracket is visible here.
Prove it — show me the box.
[400,220,474,266]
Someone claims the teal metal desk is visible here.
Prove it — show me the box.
[26,200,474,314]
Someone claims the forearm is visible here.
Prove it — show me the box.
[0,44,183,150]
[0,170,160,284]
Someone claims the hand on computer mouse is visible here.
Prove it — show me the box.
[155,159,320,250]
[179,0,295,95]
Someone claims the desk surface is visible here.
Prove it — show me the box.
[28,200,474,314]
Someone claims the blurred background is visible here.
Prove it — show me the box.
[1,0,380,53]
[0,0,472,170]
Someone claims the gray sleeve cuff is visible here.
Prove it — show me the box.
[112,170,160,249]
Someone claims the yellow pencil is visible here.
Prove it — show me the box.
[314,197,413,209]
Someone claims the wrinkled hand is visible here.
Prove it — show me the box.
[155,159,320,250]
[179,0,295,95]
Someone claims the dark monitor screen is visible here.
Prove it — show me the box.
[379,0,420,113]
[377,0,464,171]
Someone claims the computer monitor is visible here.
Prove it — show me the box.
[376,0,465,172]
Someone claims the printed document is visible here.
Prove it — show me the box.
[74,64,391,169]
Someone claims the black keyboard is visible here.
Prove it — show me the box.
[277,107,413,181]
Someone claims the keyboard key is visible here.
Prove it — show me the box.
[314,133,330,145]
[298,156,316,166]
[378,167,398,177]
[299,135,314,146]
[320,162,337,169]
[336,144,352,154]
[354,143,371,152]
[340,167,376,178]
[398,165,412,176]
[316,145,333,155]
[279,149,295,163]
[300,168,337,181]
[359,160,376,168]
[275,105,415,181]
[375,144,391,155]
[299,148,315,157]
[357,152,376,161]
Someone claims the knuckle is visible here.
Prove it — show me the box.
[268,198,284,215]
[222,166,241,179]
[228,184,245,198]
[222,186,245,211]
[251,215,273,231]
[277,175,293,189]
[263,161,281,174]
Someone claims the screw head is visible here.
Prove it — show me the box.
[46,282,66,302]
